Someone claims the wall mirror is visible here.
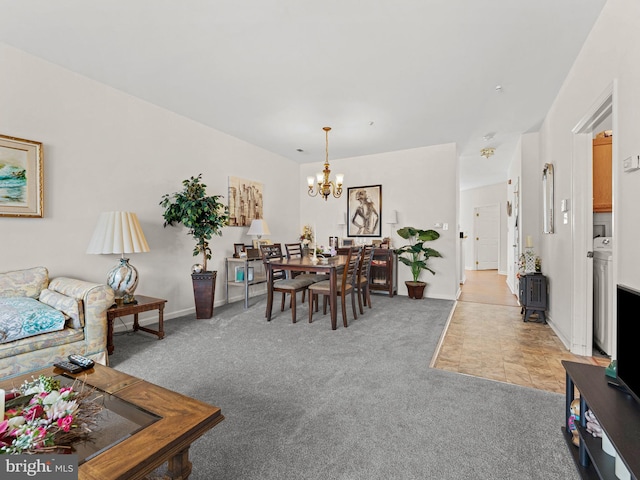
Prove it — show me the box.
[542,163,554,234]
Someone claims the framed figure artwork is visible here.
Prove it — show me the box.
[0,134,43,218]
[347,185,381,237]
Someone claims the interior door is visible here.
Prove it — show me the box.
[474,203,500,270]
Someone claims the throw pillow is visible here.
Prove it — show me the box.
[0,267,49,299]
[39,289,85,329]
[0,297,66,344]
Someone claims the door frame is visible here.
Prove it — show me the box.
[570,81,616,356]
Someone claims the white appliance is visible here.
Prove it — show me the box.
[593,237,613,355]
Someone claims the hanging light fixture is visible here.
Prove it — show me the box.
[307,127,344,201]
[480,147,496,159]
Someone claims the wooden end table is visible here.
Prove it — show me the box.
[106,295,167,355]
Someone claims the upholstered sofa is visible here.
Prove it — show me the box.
[0,267,114,378]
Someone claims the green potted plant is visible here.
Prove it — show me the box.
[394,227,443,299]
[160,174,229,318]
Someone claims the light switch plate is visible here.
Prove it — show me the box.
[623,155,640,172]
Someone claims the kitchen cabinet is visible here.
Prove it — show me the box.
[593,136,612,213]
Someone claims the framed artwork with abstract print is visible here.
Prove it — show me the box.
[347,185,381,237]
[0,134,43,218]
[227,176,264,227]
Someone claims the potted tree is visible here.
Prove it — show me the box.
[160,174,229,318]
[394,227,443,299]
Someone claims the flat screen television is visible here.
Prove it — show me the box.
[614,284,640,403]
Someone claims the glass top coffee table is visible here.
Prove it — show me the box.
[0,363,224,480]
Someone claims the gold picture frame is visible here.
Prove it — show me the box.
[0,134,43,218]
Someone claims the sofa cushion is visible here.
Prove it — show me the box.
[0,297,66,343]
[39,289,85,329]
[0,267,49,299]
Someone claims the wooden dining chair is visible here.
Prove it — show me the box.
[284,243,328,294]
[261,243,316,323]
[308,247,361,328]
[356,244,375,313]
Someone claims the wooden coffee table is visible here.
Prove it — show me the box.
[0,364,224,480]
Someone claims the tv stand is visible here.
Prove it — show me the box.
[562,361,640,479]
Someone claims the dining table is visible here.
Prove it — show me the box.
[265,254,349,330]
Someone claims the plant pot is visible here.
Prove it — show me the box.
[405,281,426,299]
[191,271,217,319]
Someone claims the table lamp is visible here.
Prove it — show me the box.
[87,211,150,305]
[246,219,270,248]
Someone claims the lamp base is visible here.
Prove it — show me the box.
[107,258,139,304]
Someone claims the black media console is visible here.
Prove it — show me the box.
[562,361,640,479]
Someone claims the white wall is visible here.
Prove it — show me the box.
[1,42,460,326]
[537,0,640,352]
[0,43,300,318]
[459,183,508,275]
[299,143,459,300]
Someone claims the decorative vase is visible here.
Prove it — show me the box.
[107,257,139,305]
[405,281,426,299]
[302,245,310,257]
[191,271,217,319]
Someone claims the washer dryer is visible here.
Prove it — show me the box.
[593,237,613,355]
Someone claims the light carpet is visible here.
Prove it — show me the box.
[109,293,579,480]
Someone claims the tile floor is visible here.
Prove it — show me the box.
[432,270,610,394]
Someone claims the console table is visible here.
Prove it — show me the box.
[106,295,167,355]
[225,256,267,308]
[562,361,640,479]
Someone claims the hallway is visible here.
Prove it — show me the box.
[432,270,609,393]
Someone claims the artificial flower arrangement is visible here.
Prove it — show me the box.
[0,375,101,454]
[300,225,313,245]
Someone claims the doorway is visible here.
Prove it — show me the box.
[571,83,616,357]
[473,203,500,270]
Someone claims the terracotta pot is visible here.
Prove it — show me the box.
[405,281,426,299]
[191,271,217,319]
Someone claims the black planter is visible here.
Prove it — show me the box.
[191,271,217,319]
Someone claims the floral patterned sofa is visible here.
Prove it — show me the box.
[0,266,114,379]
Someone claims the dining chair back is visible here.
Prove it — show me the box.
[308,246,362,328]
[261,243,316,323]
[356,244,375,312]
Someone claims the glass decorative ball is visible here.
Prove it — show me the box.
[191,264,204,274]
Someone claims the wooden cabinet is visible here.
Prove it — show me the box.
[370,248,397,296]
[593,136,612,213]
[562,361,640,480]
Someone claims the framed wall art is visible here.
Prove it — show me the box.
[347,185,381,237]
[228,176,264,227]
[0,134,43,218]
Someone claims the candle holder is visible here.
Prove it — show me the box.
[524,247,537,273]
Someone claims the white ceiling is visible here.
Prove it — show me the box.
[0,0,606,190]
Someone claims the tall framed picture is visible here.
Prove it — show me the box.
[347,185,381,237]
[227,176,264,227]
[0,134,43,218]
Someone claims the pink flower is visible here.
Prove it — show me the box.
[23,405,44,421]
[57,415,74,432]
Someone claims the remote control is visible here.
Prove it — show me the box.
[68,354,95,369]
[54,361,84,374]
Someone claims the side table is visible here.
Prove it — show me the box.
[106,295,167,355]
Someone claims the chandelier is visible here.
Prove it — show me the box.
[307,127,344,200]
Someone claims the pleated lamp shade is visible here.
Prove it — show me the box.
[87,212,149,304]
